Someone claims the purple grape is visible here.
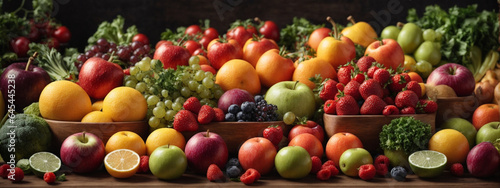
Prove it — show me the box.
[85,51,96,58]
[117,48,130,60]
[90,45,100,53]
[77,54,87,62]
[129,55,140,63]
[97,38,109,47]
[108,47,116,53]
[131,41,143,50]
[109,42,117,49]
[95,52,103,58]
[102,53,111,61]
[133,48,145,56]
[143,45,151,52]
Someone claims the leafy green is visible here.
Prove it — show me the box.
[279,17,323,52]
[87,15,138,48]
[0,13,29,58]
[407,4,499,67]
[379,116,432,155]
[160,27,186,42]
[28,43,78,81]
[32,0,53,23]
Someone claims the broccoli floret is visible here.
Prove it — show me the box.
[23,102,41,117]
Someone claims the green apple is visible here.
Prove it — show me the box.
[265,81,316,119]
[275,146,312,179]
[339,148,373,177]
[476,122,500,145]
[441,118,477,148]
[384,149,409,170]
[149,145,187,180]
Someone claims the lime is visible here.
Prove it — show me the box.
[29,152,61,177]
[408,150,447,178]
[16,159,32,174]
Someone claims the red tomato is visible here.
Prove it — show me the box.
[185,25,202,36]
[10,37,30,57]
[44,37,60,49]
[183,40,202,55]
[53,26,71,43]
[132,33,149,45]
[203,27,219,40]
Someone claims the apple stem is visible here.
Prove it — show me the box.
[25,52,38,71]
[497,123,500,129]
[293,81,299,90]
[254,17,262,24]
[347,15,356,25]
[326,16,338,39]
[206,129,210,137]
[397,22,405,28]
[82,131,87,143]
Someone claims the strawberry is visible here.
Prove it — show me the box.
[213,108,225,122]
[338,65,355,85]
[360,95,387,115]
[406,81,422,98]
[352,73,365,83]
[0,164,9,178]
[417,99,438,114]
[323,99,337,114]
[183,97,202,114]
[383,96,394,105]
[367,66,379,78]
[173,110,199,132]
[44,172,56,184]
[373,68,391,87]
[240,168,260,185]
[316,169,331,180]
[389,73,410,93]
[336,94,359,115]
[207,164,225,182]
[374,155,390,176]
[359,79,384,100]
[400,106,416,114]
[356,56,376,72]
[8,167,23,183]
[198,105,215,124]
[263,125,283,149]
[395,90,419,108]
[358,164,376,181]
[344,80,362,101]
[138,155,150,173]
[382,105,399,115]
[319,79,338,101]
[383,88,390,97]
[336,83,345,92]
[310,156,322,174]
[450,163,464,177]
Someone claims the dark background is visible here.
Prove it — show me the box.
[3,0,498,51]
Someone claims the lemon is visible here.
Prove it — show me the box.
[409,150,447,178]
[29,152,61,177]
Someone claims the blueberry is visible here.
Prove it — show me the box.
[390,166,407,182]
[225,113,236,121]
[241,102,254,113]
[226,166,241,178]
[226,158,240,167]
[228,104,240,114]
[236,111,246,121]
[254,95,264,102]
[237,120,245,122]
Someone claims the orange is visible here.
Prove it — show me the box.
[39,80,92,121]
[472,104,500,130]
[256,49,295,88]
[102,87,147,122]
[292,58,336,89]
[408,72,424,83]
[197,55,210,66]
[288,133,324,158]
[81,111,113,123]
[104,149,140,178]
[145,128,186,155]
[92,100,104,111]
[106,131,146,156]
[418,83,426,98]
[215,59,261,95]
[325,132,363,168]
[429,129,469,166]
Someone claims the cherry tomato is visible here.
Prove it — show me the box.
[10,37,30,57]
[132,33,149,45]
[183,40,201,55]
[199,36,213,49]
[203,27,219,40]
[44,37,60,49]
[53,26,71,43]
[185,25,202,36]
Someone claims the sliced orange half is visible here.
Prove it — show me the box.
[104,149,140,178]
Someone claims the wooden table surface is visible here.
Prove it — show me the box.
[1,169,499,187]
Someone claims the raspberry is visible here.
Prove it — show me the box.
[0,164,10,178]
[183,97,201,114]
[321,161,339,176]
[44,172,56,184]
[390,166,407,182]
[450,163,464,177]
[322,160,336,168]
[316,169,331,181]
[374,155,390,176]
[8,167,24,183]
[213,108,225,122]
[138,155,150,173]
[310,156,322,174]
[207,164,225,182]
[198,105,215,124]
[240,168,260,185]
[358,164,376,180]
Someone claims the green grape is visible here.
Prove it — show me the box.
[156,101,166,108]
[202,77,214,88]
[139,61,151,71]
[161,90,169,98]
[142,56,152,64]
[129,66,139,76]
[174,97,185,104]
[194,70,204,81]
[135,72,144,81]
[196,84,207,94]
[188,80,199,91]
[172,91,181,99]
[148,116,161,128]
[172,102,182,111]
[204,71,213,79]
[283,111,296,125]
[147,95,160,106]
[181,87,191,98]
[164,100,173,109]
[143,94,150,100]
[125,80,138,88]
[214,88,224,99]
[189,55,200,65]
[416,60,433,78]
[435,31,443,41]
[153,106,166,118]
[191,64,201,71]
[422,29,436,42]
[148,87,158,95]
[150,59,163,71]
[124,75,131,82]
[180,73,190,83]
[135,82,147,92]
[200,88,211,99]
[165,110,176,121]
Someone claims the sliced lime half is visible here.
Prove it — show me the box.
[408,150,447,178]
[29,152,61,177]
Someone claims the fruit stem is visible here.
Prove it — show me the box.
[254,17,262,24]
[82,131,87,143]
[293,80,299,90]
[25,52,38,71]
[497,123,500,129]
[397,22,405,28]
[206,129,210,137]
[108,51,115,62]
[326,16,338,39]
[347,15,356,25]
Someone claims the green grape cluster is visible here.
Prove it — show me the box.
[124,56,224,130]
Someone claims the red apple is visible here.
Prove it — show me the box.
[426,63,475,97]
[238,137,277,175]
[78,57,124,100]
[364,39,404,70]
[467,142,500,177]
[153,43,190,70]
[308,27,331,51]
[182,40,201,55]
[60,132,105,173]
[217,88,254,113]
[288,120,325,143]
[243,37,279,67]
[288,133,324,158]
[207,39,242,70]
[0,62,51,112]
[227,26,253,47]
[184,130,228,174]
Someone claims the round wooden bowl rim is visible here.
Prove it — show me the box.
[44,119,147,125]
[436,95,475,101]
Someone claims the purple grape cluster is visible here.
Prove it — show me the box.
[224,95,279,122]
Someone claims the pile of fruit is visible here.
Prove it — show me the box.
[1,1,500,186]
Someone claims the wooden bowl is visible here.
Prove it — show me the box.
[435,95,479,127]
[323,113,436,153]
[181,121,288,155]
[45,119,149,148]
